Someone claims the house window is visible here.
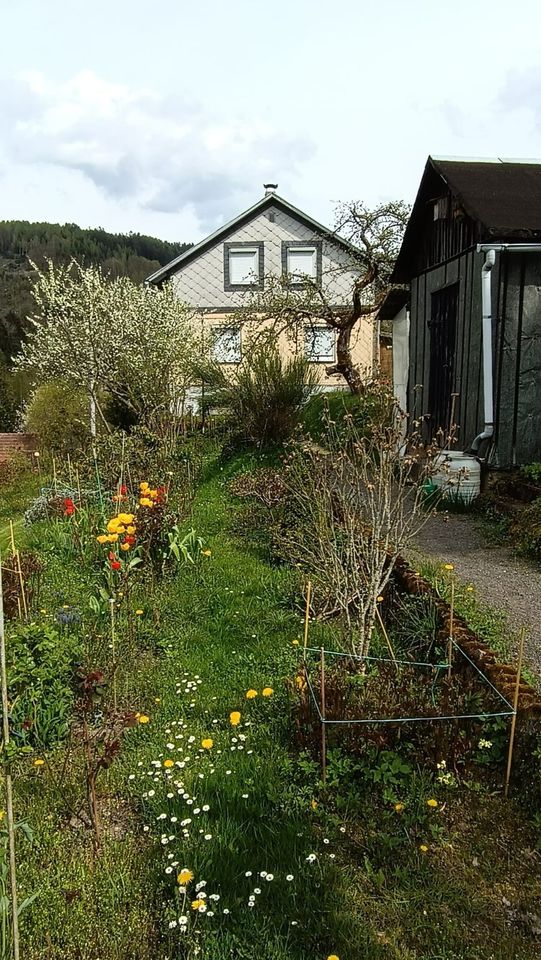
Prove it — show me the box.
[282,241,322,284]
[224,242,264,290]
[304,326,335,363]
[212,326,242,363]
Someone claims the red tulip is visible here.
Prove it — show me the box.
[110,560,121,571]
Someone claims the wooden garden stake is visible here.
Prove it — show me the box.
[375,604,396,663]
[0,555,21,960]
[9,522,27,620]
[76,469,82,508]
[52,456,58,494]
[67,453,73,487]
[447,580,455,680]
[320,646,327,782]
[504,626,526,799]
[303,580,312,655]
[110,599,117,711]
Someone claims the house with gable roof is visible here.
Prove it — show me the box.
[387,156,541,466]
[146,184,375,401]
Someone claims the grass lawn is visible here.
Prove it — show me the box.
[6,452,541,959]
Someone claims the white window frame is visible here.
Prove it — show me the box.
[211,326,242,364]
[282,241,321,286]
[286,246,317,283]
[304,325,335,363]
[224,242,264,290]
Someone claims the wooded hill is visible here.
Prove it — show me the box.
[0,220,191,363]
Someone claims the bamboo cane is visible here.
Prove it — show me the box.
[447,580,455,680]
[110,599,117,711]
[303,581,312,656]
[9,522,27,620]
[320,646,327,783]
[76,469,82,509]
[0,554,21,960]
[504,626,526,799]
[375,604,396,663]
[52,456,57,494]
[118,432,126,501]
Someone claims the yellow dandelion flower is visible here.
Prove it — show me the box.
[292,639,299,646]
[377,595,384,603]
[0,810,4,821]
[201,738,213,750]
[443,563,454,571]
[328,955,340,960]
[262,687,273,697]
[427,798,438,808]
[311,799,317,810]
[135,609,144,616]
[230,711,241,726]
[201,549,212,557]
[178,868,194,885]
[154,697,161,703]
[163,759,174,768]
[466,585,474,592]
[419,843,429,853]
[394,802,405,813]
[33,758,45,767]
[191,898,205,910]
[137,714,150,724]
[246,689,258,700]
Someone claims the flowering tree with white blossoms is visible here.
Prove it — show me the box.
[17,260,200,432]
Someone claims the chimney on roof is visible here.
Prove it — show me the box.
[264,183,278,196]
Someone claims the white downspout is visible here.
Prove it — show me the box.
[470,248,496,453]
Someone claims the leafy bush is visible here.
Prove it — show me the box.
[5,621,80,749]
[24,381,90,455]
[511,496,541,559]
[520,462,541,485]
[199,344,318,447]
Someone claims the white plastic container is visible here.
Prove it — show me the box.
[431,450,481,504]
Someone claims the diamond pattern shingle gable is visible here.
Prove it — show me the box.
[170,202,360,309]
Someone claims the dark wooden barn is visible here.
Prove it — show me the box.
[392,156,541,467]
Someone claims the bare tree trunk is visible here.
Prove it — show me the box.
[326,323,365,394]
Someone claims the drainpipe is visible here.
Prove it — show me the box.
[470,248,496,453]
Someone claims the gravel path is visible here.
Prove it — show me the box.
[411,514,541,683]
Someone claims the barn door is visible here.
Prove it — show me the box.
[428,283,458,440]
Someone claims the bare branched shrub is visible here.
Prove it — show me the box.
[278,385,438,657]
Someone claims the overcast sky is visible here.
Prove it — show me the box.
[1,0,540,243]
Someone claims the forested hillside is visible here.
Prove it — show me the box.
[0,220,191,428]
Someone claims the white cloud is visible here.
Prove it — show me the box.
[1,70,314,229]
